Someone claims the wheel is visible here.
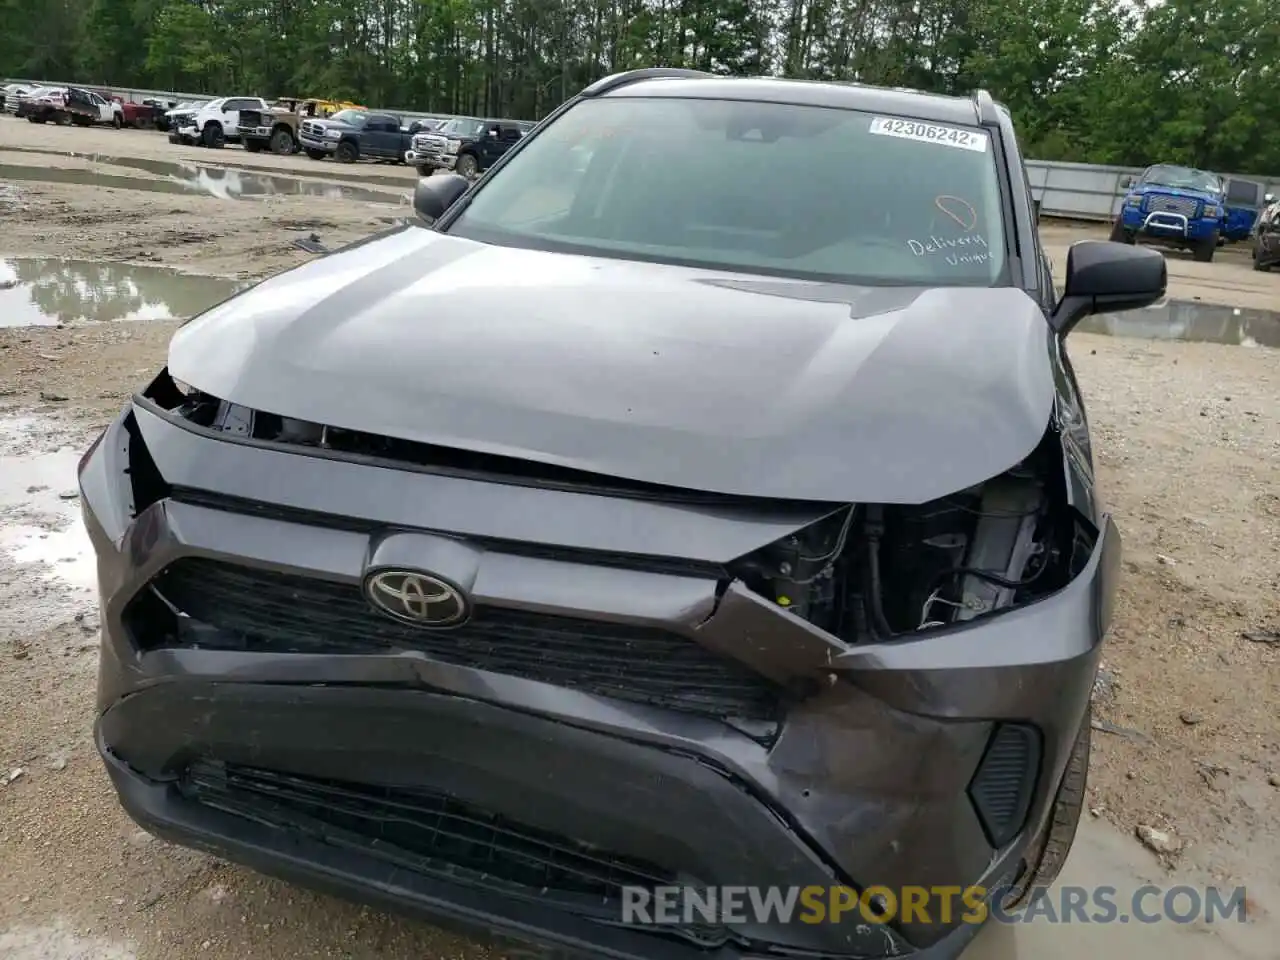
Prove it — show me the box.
[305,148,327,160]
[1108,219,1134,244]
[335,140,358,164]
[243,139,263,153]
[455,152,479,178]
[201,123,225,149]
[1003,706,1090,910]
[1192,229,1218,262]
[416,164,432,177]
[269,127,294,155]
[1253,254,1271,272]
[55,111,71,125]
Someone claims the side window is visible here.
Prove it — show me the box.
[500,124,522,142]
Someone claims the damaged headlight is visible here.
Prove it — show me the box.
[728,443,1090,644]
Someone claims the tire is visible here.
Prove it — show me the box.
[201,123,225,149]
[1108,219,1133,244]
[1192,230,1218,262]
[416,164,431,177]
[269,127,294,156]
[335,140,358,164]
[55,111,71,125]
[243,140,263,153]
[455,152,479,178]
[1003,706,1090,910]
[306,148,327,160]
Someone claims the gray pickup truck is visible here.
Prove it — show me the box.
[298,110,429,164]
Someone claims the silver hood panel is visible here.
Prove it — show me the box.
[169,226,1058,503]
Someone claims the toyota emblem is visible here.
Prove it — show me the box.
[364,570,469,627]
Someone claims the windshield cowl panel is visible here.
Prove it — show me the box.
[444,96,1011,288]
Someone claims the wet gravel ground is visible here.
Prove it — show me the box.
[1,117,1278,960]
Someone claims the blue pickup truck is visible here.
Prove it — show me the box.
[1110,163,1227,262]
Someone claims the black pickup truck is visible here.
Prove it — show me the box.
[404,116,533,178]
[297,110,429,164]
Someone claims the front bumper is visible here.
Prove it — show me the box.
[238,125,272,140]
[1121,205,1219,241]
[405,148,453,169]
[300,133,337,154]
[84,398,1121,959]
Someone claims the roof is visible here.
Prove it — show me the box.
[593,73,993,127]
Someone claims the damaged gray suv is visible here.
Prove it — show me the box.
[82,68,1167,959]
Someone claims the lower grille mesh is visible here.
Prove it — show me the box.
[143,557,782,723]
[180,759,727,946]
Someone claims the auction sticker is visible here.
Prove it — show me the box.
[868,117,988,152]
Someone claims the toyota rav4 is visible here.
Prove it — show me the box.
[83,68,1165,960]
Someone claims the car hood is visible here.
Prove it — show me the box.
[169,227,1058,504]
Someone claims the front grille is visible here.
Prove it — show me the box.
[141,557,782,723]
[1145,194,1199,218]
[302,121,324,137]
[239,110,262,127]
[179,760,730,946]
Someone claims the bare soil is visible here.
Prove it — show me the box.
[1,118,1279,959]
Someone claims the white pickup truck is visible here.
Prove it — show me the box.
[171,96,271,149]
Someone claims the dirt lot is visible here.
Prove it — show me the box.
[2,119,1279,959]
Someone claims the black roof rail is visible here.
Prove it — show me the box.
[973,89,1000,127]
[580,68,716,98]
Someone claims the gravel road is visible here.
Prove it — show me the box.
[2,118,1278,960]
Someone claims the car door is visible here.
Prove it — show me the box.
[497,123,523,161]
[221,99,249,135]
[365,115,399,157]
[88,92,110,122]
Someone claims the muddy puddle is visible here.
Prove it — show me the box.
[1080,300,1280,348]
[0,417,95,601]
[0,257,244,326]
[0,153,407,203]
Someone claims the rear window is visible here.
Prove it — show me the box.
[449,96,1008,286]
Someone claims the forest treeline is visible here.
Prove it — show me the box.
[3,0,1279,173]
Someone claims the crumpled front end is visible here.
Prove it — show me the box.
[81,359,1118,958]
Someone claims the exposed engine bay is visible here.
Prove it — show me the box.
[729,434,1092,640]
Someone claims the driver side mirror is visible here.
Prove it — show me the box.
[1120,175,1135,189]
[1266,193,1276,204]
[413,173,470,222]
[1049,240,1166,336]
[487,126,500,138]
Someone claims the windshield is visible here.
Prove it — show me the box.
[329,109,367,126]
[439,117,487,137]
[447,97,1008,286]
[1141,164,1222,193]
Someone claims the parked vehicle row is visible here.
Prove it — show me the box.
[11,86,124,127]
[1109,162,1268,262]
[239,98,367,156]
